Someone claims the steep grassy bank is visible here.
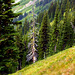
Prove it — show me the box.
[9,46,75,75]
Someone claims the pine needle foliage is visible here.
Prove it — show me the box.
[0,0,21,74]
[38,11,50,60]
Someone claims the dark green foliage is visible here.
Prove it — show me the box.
[50,13,53,22]
[22,34,28,68]
[15,25,23,70]
[48,2,57,19]
[0,0,21,74]
[60,0,67,16]
[58,17,74,50]
[15,25,28,70]
[58,0,74,50]
[42,0,52,6]
[37,12,44,28]
[36,0,52,7]
[38,12,50,60]
[50,1,59,52]
[22,18,29,34]
[48,0,74,21]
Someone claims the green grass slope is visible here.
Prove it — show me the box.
[9,46,75,75]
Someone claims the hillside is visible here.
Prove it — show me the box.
[13,0,53,22]
[9,46,75,75]
[13,0,52,13]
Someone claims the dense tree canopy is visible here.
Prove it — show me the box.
[0,0,21,74]
[38,12,50,60]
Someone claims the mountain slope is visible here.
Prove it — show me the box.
[13,0,51,13]
[13,0,53,22]
[9,46,75,75]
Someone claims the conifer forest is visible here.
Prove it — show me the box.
[0,0,75,75]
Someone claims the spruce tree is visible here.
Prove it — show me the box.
[22,33,28,68]
[51,0,59,52]
[58,0,74,50]
[0,0,21,74]
[15,25,23,70]
[37,12,44,25]
[23,18,29,34]
[38,12,50,60]
[15,23,28,69]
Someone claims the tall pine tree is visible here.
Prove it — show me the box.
[58,0,74,50]
[38,12,50,60]
[51,0,59,52]
[0,0,21,74]
[23,18,29,35]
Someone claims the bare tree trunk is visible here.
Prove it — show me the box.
[18,59,22,70]
[54,45,56,52]
[54,37,57,52]
[70,22,75,33]
[32,5,37,63]
[44,52,46,59]
[33,52,37,63]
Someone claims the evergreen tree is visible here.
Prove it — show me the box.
[71,0,75,11]
[15,25,23,70]
[23,18,29,34]
[15,24,28,70]
[0,0,21,74]
[51,0,59,52]
[37,12,44,25]
[50,13,53,22]
[59,0,67,20]
[48,2,57,19]
[38,12,50,60]
[22,21,29,67]
[22,33,28,68]
[58,0,74,50]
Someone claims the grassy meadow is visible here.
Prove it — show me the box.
[9,46,75,75]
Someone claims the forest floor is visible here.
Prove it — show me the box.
[9,46,75,75]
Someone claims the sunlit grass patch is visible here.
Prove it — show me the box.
[9,46,75,75]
